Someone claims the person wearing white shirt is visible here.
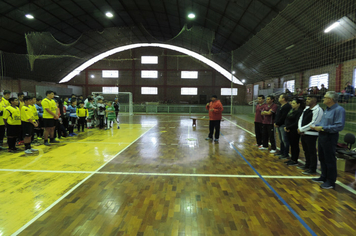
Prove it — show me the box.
[297,95,323,175]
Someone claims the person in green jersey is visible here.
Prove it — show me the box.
[105,101,119,130]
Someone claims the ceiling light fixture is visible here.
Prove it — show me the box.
[25,14,34,19]
[232,71,236,74]
[91,75,95,78]
[285,44,295,50]
[242,79,246,83]
[188,13,195,19]
[106,12,113,18]
[324,21,340,33]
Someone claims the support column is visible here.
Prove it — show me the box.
[85,70,88,97]
[131,50,136,101]
[163,49,168,102]
[336,64,342,92]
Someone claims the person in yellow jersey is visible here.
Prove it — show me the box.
[76,101,88,132]
[30,97,40,142]
[17,92,25,110]
[0,93,6,150]
[41,90,59,146]
[3,98,21,152]
[1,90,11,109]
[21,96,39,154]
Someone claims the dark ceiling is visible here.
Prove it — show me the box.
[0,0,294,54]
[0,0,355,84]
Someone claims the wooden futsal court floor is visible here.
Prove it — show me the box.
[1,115,356,236]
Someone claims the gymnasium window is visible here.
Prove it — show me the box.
[181,71,198,79]
[283,80,295,92]
[221,88,238,96]
[141,87,158,95]
[141,70,158,78]
[102,70,119,78]
[309,73,329,89]
[102,87,119,94]
[141,56,158,64]
[353,67,356,87]
[181,87,198,95]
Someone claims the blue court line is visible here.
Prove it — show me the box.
[220,133,317,236]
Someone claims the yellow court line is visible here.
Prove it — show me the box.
[10,125,156,236]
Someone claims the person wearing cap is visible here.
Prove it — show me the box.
[310,91,345,189]
[297,95,323,175]
[205,95,223,143]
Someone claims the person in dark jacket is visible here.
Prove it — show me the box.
[254,95,265,147]
[274,94,292,159]
[284,98,305,166]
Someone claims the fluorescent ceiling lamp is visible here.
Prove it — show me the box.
[188,13,195,19]
[106,12,113,18]
[59,43,243,85]
[90,75,95,78]
[242,79,246,83]
[25,14,34,19]
[285,44,294,50]
[324,21,340,33]
[232,71,236,74]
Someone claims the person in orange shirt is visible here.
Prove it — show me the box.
[205,95,224,143]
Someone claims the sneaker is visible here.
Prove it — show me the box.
[55,138,60,141]
[284,160,292,164]
[44,142,51,146]
[30,148,39,152]
[8,149,18,153]
[0,146,7,150]
[50,140,60,143]
[72,133,78,136]
[297,165,308,170]
[68,133,74,137]
[311,177,325,183]
[302,169,317,175]
[287,161,298,166]
[205,137,212,140]
[320,182,335,189]
[270,150,277,154]
[279,155,289,159]
[258,146,268,150]
[24,149,33,154]
[214,139,219,143]
[37,137,42,140]
[117,126,120,129]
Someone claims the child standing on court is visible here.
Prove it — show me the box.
[67,99,77,136]
[85,97,95,129]
[96,98,106,129]
[21,96,39,154]
[76,101,88,132]
[3,98,22,152]
[105,101,119,130]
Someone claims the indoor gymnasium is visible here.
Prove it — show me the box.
[0,0,356,235]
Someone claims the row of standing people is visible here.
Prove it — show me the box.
[0,90,121,154]
[254,91,345,189]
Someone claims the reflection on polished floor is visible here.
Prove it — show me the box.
[1,115,356,236]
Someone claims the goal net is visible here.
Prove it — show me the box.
[92,92,133,116]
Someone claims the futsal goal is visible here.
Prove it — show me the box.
[91,92,133,116]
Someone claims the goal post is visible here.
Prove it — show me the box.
[91,92,133,116]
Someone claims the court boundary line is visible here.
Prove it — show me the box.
[0,169,319,179]
[11,126,155,236]
[223,116,356,195]
[220,133,317,236]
